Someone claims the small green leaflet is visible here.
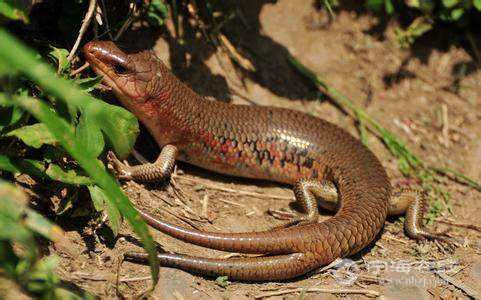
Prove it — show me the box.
[45,163,92,185]
[88,185,121,236]
[0,106,24,131]
[47,46,70,74]
[0,155,92,185]
[147,0,169,26]
[0,0,30,23]
[384,0,394,14]
[5,123,57,148]
[474,0,481,10]
[76,111,105,158]
[75,76,103,92]
[365,0,384,11]
[442,0,459,8]
[86,102,140,159]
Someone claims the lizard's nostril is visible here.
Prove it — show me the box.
[82,42,92,53]
[82,41,104,58]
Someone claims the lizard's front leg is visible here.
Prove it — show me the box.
[107,145,178,182]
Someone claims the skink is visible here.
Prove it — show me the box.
[83,41,445,281]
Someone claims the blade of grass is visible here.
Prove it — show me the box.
[0,29,159,285]
[290,54,421,168]
[432,167,481,191]
[323,0,335,18]
[288,53,481,191]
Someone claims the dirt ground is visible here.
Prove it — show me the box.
[37,0,481,298]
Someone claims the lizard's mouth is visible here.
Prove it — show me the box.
[82,41,131,100]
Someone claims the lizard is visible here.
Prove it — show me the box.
[83,40,446,281]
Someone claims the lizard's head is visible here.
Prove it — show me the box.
[83,41,167,111]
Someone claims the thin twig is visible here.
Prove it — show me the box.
[72,272,152,283]
[114,1,136,41]
[219,34,256,72]
[71,62,90,76]
[217,198,246,208]
[254,287,379,299]
[383,233,408,244]
[201,194,209,219]
[99,0,114,40]
[68,0,97,61]
[436,218,481,232]
[120,276,152,283]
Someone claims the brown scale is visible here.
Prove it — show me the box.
[84,41,452,282]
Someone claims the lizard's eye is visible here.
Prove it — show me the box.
[113,63,128,75]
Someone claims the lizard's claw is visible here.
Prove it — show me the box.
[268,209,318,229]
[107,151,133,180]
[268,208,296,220]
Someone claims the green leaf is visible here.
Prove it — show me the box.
[89,185,105,212]
[47,46,70,74]
[409,17,433,36]
[215,276,230,287]
[0,106,24,130]
[45,164,92,185]
[88,103,139,159]
[366,0,384,11]
[474,0,481,10]
[75,76,103,92]
[415,0,435,12]
[88,185,121,236]
[450,7,465,20]
[0,218,34,251]
[384,0,394,14]
[0,154,92,185]
[25,256,60,295]
[0,58,11,75]
[5,123,57,148]
[0,182,41,259]
[0,182,88,298]
[442,0,459,8]
[0,154,48,179]
[55,195,74,215]
[405,0,420,8]
[0,0,29,23]
[147,0,169,26]
[76,111,105,158]
[24,210,68,242]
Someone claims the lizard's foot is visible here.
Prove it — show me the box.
[106,145,178,182]
[391,187,457,249]
[107,151,134,180]
[268,179,337,229]
[268,208,317,229]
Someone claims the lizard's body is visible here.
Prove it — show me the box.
[83,41,444,281]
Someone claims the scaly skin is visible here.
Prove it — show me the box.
[83,41,393,281]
